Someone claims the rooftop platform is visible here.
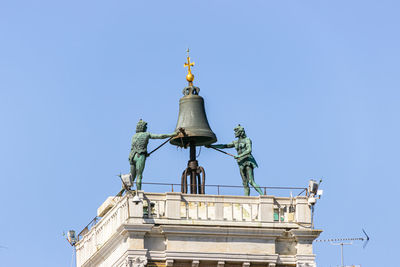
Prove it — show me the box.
[75,190,321,267]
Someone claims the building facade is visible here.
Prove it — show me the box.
[75,191,321,267]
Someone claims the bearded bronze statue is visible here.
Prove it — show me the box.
[208,125,263,196]
[129,119,177,190]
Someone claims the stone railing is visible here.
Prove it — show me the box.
[75,196,129,266]
[75,191,312,266]
[142,192,311,225]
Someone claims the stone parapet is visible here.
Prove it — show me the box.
[75,192,321,267]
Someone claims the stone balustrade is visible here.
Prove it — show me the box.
[142,192,311,225]
[76,197,129,266]
[76,191,313,266]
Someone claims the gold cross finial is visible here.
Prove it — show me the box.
[184,48,195,84]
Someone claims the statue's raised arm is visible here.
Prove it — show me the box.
[150,132,177,139]
[128,120,177,190]
[208,142,234,149]
[209,124,263,196]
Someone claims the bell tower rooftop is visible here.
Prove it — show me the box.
[75,186,321,267]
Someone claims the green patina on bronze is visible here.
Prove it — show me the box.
[209,125,263,196]
[129,119,177,190]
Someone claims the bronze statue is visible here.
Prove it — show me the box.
[208,125,263,196]
[129,119,177,190]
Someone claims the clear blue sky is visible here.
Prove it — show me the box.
[1,1,399,266]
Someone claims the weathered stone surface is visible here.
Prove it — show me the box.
[97,196,121,217]
[76,192,321,267]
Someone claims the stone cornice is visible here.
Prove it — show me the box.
[277,255,297,265]
[290,229,322,241]
[145,218,303,229]
[147,250,167,260]
[160,225,285,238]
[165,250,279,263]
[119,223,154,236]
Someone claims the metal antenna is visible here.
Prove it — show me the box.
[362,228,370,248]
[315,229,370,266]
[331,241,352,267]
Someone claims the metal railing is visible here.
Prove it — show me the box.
[77,216,100,240]
[141,182,308,196]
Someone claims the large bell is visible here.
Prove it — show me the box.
[170,86,217,147]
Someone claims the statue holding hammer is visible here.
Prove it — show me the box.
[129,119,178,190]
[208,125,263,196]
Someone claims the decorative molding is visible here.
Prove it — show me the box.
[166,259,174,267]
[296,255,316,267]
[119,223,154,236]
[109,249,148,267]
[297,263,315,267]
[165,251,278,263]
[291,229,322,242]
[192,260,200,267]
[242,262,250,267]
[144,218,300,229]
[161,225,285,239]
[277,255,296,265]
[131,256,148,267]
[217,261,225,267]
[296,254,316,262]
[147,250,166,260]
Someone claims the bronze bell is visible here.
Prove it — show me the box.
[170,86,217,147]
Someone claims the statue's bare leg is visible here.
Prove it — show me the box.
[135,154,146,190]
[130,163,136,188]
[246,166,263,195]
[240,166,250,196]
